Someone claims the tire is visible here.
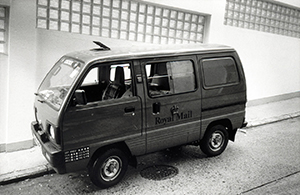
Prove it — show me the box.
[89,148,128,189]
[200,125,229,157]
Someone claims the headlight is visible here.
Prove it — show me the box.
[47,123,60,144]
[49,125,56,140]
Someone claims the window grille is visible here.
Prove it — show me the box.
[36,0,208,44]
[224,0,300,39]
[0,6,8,54]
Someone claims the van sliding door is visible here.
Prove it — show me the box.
[141,55,202,153]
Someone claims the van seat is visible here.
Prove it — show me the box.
[102,66,126,100]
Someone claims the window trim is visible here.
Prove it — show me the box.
[143,58,197,98]
[201,57,240,90]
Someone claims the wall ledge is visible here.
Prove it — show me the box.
[0,139,34,153]
[247,91,300,107]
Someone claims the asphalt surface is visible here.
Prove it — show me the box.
[0,117,299,195]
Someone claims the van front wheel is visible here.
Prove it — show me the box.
[200,125,228,157]
[89,148,128,189]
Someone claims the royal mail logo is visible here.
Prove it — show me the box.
[155,106,192,125]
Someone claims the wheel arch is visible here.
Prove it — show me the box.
[204,119,236,142]
[88,142,137,169]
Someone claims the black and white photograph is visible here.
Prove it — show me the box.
[0,0,300,194]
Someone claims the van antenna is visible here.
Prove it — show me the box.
[93,41,111,50]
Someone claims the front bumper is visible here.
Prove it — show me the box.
[31,121,66,174]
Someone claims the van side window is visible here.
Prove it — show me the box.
[78,63,132,103]
[82,67,99,86]
[146,60,196,97]
[202,57,239,87]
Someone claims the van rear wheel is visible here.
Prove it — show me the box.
[89,148,128,189]
[200,125,229,157]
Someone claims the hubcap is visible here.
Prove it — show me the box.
[101,156,122,182]
[209,131,224,151]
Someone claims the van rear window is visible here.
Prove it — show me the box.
[202,57,239,87]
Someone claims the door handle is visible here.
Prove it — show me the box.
[152,102,160,115]
[124,106,135,116]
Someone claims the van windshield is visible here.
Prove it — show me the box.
[38,57,83,109]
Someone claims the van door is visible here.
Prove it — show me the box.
[62,62,143,154]
[141,56,201,153]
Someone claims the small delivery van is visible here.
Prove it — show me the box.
[32,42,247,188]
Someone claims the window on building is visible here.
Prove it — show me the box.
[201,57,239,88]
[224,0,300,39]
[0,6,8,54]
[36,0,208,44]
[146,60,196,97]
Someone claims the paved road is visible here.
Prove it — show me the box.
[1,117,300,195]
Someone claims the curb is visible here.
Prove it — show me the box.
[0,164,54,186]
[245,111,300,129]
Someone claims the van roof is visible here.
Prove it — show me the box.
[66,43,234,64]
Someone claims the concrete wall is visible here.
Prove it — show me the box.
[1,0,37,151]
[1,0,299,151]
[223,26,300,100]
[0,54,8,151]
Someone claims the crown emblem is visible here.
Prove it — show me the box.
[170,105,179,115]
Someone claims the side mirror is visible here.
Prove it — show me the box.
[75,89,87,105]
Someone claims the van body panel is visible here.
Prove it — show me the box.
[201,106,246,137]
[62,97,143,150]
[62,96,143,172]
[144,94,201,153]
[198,51,246,139]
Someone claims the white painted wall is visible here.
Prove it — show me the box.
[1,0,37,150]
[276,0,300,7]
[0,55,8,148]
[222,26,300,100]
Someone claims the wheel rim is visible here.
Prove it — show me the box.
[209,130,225,152]
[100,156,122,182]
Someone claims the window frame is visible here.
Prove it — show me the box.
[143,57,197,98]
[76,60,136,104]
[0,5,9,54]
[81,66,99,87]
[201,56,240,89]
